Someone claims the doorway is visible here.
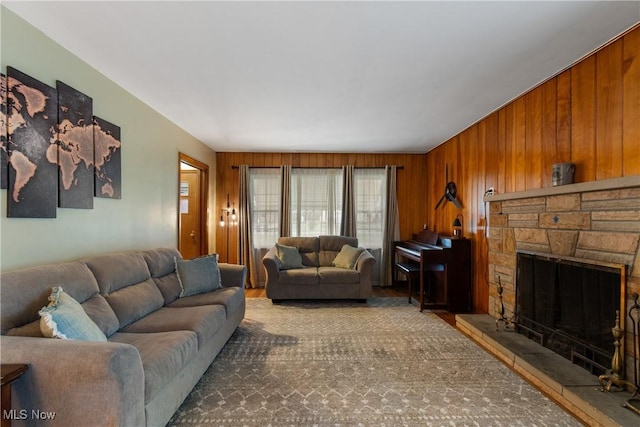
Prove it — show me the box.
[178,153,209,259]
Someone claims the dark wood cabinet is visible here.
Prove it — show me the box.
[437,236,472,312]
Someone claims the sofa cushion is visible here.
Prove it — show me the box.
[168,286,245,319]
[39,287,107,342]
[318,266,361,284]
[333,244,365,269]
[275,243,305,270]
[81,294,121,337]
[143,248,181,278]
[84,252,165,329]
[279,267,319,285]
[110,331,198,402]
[84,252,151,294]
[277,237,319,267]
[175,254,221,296]
[105,279,166,329]
[121,305,226,348]
[143,248,183,305]
[1,261,103,335]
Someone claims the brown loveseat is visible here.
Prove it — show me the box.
[262,235,375,302]
[1,248,246,427]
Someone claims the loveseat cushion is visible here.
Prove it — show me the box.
[317,266,361,284]
[318,235,359,266]
[278,267,319,285]
[120,305,226,347]
[109,331,198,402]
[277,237,319,267]
[168,286,245,319]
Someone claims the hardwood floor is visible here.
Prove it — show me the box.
[244,284,410,298]
[244,283,457,327]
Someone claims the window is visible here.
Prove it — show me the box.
[291,168,343,237]
[249,168,280,248]
[249,167,386,248]
[354,169,385,249]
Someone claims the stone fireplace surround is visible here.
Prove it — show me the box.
[484,175,639,377]
[459,175,640,425]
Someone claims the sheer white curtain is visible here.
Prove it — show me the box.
[354,168,386,286]
[248,168,280,286]
[290,168,343,237]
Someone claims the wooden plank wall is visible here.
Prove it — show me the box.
[216,152,428,265]
[426,25,640,312]
[216,25,639,313]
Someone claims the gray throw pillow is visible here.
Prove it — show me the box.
[275,243,305,270]
[333,244,365,269]
[175,254,221,297]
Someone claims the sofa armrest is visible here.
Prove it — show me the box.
[0,335,145,427]
[356,249,376,284]
[219,263,247,288]
[262,247,280,287]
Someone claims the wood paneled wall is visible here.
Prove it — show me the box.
[216,25,639,313]
[216,152,428,265]
[426,25,640,312]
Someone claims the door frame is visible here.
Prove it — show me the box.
[178,152,209,257]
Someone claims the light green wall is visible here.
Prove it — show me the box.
[0,7,217,271]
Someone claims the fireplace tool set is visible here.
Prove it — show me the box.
[495,276,516,331]
[598,293,640,416]
[623,293,640,415]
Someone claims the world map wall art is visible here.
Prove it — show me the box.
[0,67,122,218]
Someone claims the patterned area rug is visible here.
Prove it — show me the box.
[168,298,581,426]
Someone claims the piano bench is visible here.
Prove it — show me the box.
[394,262,444,304]
[395,262,421,303]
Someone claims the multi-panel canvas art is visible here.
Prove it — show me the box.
[1,73,7,190]
[94,116,121,199]
[1,66,122,218]
[6,67,58,218]
[57,81,94,209]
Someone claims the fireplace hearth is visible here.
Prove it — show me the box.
[515,251,626,376]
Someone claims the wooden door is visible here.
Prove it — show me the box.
[179,170,201,259]
[178,153,209,259]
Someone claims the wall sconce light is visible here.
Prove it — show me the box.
[220,193,237,261]
[452,214,464,238]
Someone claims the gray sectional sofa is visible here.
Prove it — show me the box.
[0,248,246,427]
[263,235,375,301]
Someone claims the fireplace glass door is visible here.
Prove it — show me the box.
[515,251,625,376]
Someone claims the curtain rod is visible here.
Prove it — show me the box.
[231,165,403,170]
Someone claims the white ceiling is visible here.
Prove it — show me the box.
[4,1,639,154]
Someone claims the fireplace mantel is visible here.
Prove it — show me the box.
[483,175,640,202]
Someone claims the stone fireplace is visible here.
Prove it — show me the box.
[485,176,640,382]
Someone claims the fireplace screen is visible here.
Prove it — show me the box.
[515,251,626,376]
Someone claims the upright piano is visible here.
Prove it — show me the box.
[393,229,472,312]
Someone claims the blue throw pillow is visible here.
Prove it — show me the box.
[39,287,107,342]
[175,254,221,297]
